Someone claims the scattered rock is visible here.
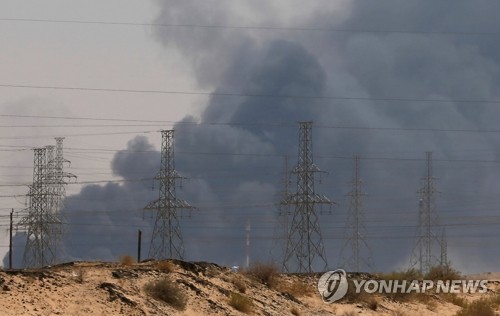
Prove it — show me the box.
[112,270,139,279]
[99,282,137,307]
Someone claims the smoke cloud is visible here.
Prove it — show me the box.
[7,0,500,273]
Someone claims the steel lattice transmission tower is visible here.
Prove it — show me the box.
[410,152,443,274]
[145,130,193,260]
[282,122,333,273]
[50,138,76,258]
[53,137,75,215]
[19,148,59,267]
[19,139,75,268]
[339,156,372,272]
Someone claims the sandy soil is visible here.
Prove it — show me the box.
[0,260,495,315]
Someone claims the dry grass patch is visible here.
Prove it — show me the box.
[245,261,280,289]
[231,277,247,293]
[156,260,175,273]
[425,265,461,281]
[278,279,314,297]
[228,292,254,314]
[119,255,135,266]
[443,294,468,308]
[456,298,494,316]
[144,278,187,311]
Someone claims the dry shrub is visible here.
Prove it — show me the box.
[245,261,280,288]
[228,292,254,314]
[75,268,86,284]
[377,269,423,302]
[157,261,175,273]
[232,278,247,293]
[278,280,313,298]
[144,278,187,311]
[290,307,301,316]
[367,297,378,311]
[341,279,370,303]
[425,265,461,281]
[119,255,135,266]
[443,294,468,308]
[456,298,494,316]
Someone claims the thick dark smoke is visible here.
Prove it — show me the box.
[151,0,500,273]
[7,1,500,272]
[4,137,159,268]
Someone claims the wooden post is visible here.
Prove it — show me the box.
[9,209,13,269]
[137,230,142,263]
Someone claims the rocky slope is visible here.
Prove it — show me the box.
[0,260,491,315]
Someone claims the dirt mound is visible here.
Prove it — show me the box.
[0,260,480,315]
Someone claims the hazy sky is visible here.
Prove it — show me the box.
[3,0,500,274]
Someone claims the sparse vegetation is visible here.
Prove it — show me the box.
[290,306,301,316]
[144,278,187,310]
[444,293,468,308]
[425,264,461,281]
[232,277,247,293]
[341,279,370,303]
[119,255,135,266]
[452,294,500,316]
[244,261,280,288]
[377,269,423,302]
[278,279,313,298]
[228,292,254,314]
[156,260,175,273]
[367,297,378,310]
[455,298,494,316]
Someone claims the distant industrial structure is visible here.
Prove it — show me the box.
[410,151,447,274]
[282,122,333,273]
[145,130,193,260]
[339,155,373,273]
[18,138,74,268]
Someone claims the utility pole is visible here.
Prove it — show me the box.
[340,156,372,272]
[145,130,193,260]
[9,209,13,270]
[282,122,333,273]
[410,152,441,275]
[137,230,142,263]
[246,221,250,268]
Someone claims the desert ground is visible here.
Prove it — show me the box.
[0,260,498,316]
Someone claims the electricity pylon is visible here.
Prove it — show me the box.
[339,156,372,272]
[145,130,193,260]
[19,139,75,268]
[282,121,333,273]
[19,148,59,267]
[410,151,443,274]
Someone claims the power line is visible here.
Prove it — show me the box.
[2,17,500,36]
[3,83,500,104]
[2,113,500,135]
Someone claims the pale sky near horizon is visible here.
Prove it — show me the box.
[0,1,202,258]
